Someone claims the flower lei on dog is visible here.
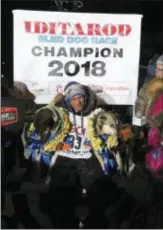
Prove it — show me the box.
[88,109,118,174]
[24,105,72,166]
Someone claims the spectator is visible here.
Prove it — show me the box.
[144,54,160,84]
[135,55,163,130]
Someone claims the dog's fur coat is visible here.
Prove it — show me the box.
[89,109,123,174]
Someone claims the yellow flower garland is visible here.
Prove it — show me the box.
[26,107,72,153]
[88,119,118,153]
[44,108,71,152]
[87,117,118,172]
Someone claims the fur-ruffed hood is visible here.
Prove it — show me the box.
[135,78,163,128]
[51,85,107,116]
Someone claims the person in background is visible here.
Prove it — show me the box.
[135,55,163,129]
[134,55,163,202]
[144,54,160,84]
[146,121,163,182]
[13,81,36,123]
[156,55,163,79]
[1,78,36,123]
[1,78,41,228]
[13,81,35,100]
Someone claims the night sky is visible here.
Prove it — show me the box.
[1,0,163,83]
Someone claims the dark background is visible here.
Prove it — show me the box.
[1,0,163,84]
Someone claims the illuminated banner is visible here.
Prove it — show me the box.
[13,10,142,105]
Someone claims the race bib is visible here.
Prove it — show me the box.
[60,114,92,159]
[60,134,92,159]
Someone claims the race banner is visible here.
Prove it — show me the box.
[13,10,142,105]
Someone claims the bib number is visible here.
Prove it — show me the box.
[69,135,82,150]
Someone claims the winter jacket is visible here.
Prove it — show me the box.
[2,80,36,123]
[13,82,37,123]
[49,86,107,189]
[135,78,163,129]
[51,86,107,163]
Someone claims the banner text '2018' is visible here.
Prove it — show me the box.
[48,60,106,77]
